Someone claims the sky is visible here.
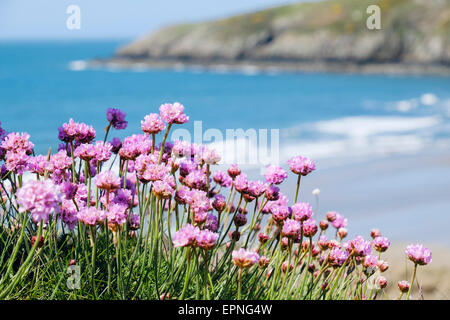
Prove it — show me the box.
[0,0,312,40]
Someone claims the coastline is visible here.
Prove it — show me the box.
[88,57,450,76]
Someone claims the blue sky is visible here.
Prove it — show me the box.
[0,0,312,40]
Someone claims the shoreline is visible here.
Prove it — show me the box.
[88,57,450,76]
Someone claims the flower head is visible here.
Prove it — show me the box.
[373,236,390,252]
[159,102,189,124]
[291,202,313,221]
[287,155,315,176]
[16,180,62,224]
[405,244,432,265]
[172,224,200,248]
[96,170,121,191]
[78,207,105,226]
[141,113,166,135]
[232,248,259,269]
[264,165,288,185]
[282,219,301,238]
[196,230,218,250]
[106,108,128,130]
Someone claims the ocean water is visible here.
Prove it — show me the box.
[1,40,450,167]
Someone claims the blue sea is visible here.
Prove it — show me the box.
[0,40,450,166]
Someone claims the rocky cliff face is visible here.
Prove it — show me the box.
[114,0,450,71]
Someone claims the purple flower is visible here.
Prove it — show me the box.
[175,185,191,205]
[212,194,226,213]
[265,185,280,201]
[205,214,219,232]
[184,170,207,190]
[247,180,267,198]
[128,213,140,230]
[264,165,288,185]
[287,155,316,176]
[16,180,62,224]
[213,171,232,188]
[110,137,122,154]
[106,108,128,130]
[159,102,189,124]
[61,182,78,200]
[405,244,432,265]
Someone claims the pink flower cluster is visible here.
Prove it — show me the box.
[172,223,218,250]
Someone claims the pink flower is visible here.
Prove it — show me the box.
[232,248,260,268]
[16,180,62,224]
[302,219,318,237]
[1,132,34,154]
[349,236,372,257]
[282,219,301,238]
[331,213,347,229]
[213,171,232,188]
[328,248,349,267]
[60,199,79,230]
[119,134,152,160]
[398,280,410,293]
[184,170,207,190]
[74,143,97,161]
[159,102,189,124]
[78,207,105,226]
[287,155,315,176]
[49,150,72,171]
[28,155,49,175]
[172,224,200,248]
[247,180,267,198]
[93,141,113,162]
[227,164,241,179]
[76,122,96,144]
[141,113,166,135]
[363,255,379,269]
[291,202,313,221]
[234,173,249,193]
[5,150,29,174]
[196,229,218,250]
[271,205,290,222]
[264,165,288,185]
[373,236,390,252]
[152,180,174,199]
[106,203,128,225]
[96,170,121,191]
[188,189,211,214]
[194,145,221,165]
[405,244,432,265]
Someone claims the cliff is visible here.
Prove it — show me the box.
[105,0,450,74]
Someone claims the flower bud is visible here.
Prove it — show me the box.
[377,260,389,272]
[370,228,381,239]
[31,235,44,248]
[319,219,329,230]
[337,227,348,239]
[326,211,337,222]
[258,233,269,244]
[398,280,410,293]
[377,276,387,289]
[234,213,247,227]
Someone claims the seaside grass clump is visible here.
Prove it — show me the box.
[0,105,431,300]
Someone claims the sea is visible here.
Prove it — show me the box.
[1,40,450,244]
